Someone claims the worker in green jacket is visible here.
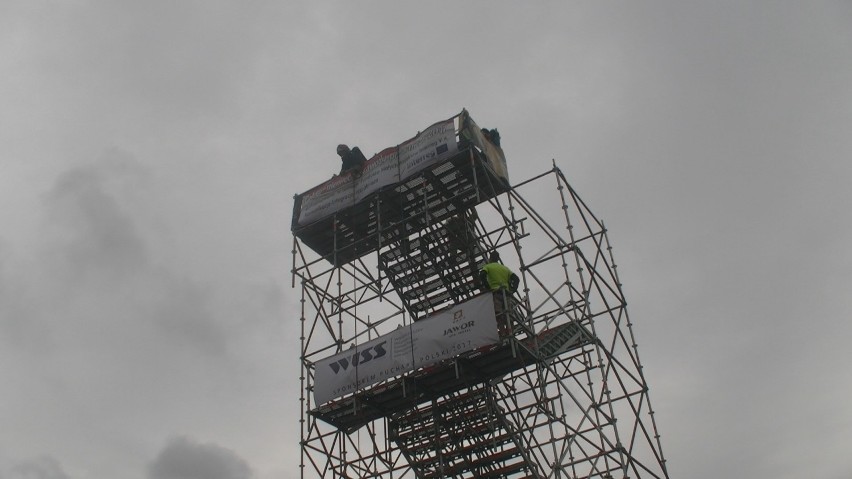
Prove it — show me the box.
[480,252,519,292]
[479,252,519,337]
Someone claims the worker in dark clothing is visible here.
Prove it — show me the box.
[479,252,519,337]
[337,144,367,175]
[445,209,478,256]
[480,128,501,147]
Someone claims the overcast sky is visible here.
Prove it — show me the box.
[1,2,851,479]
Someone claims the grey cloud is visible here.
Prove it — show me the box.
[0,135,293,479]
[43,150,150,284]
[38,152,229,356]
[0,151,151,354]
[2,2,851,479]
[147,437,252,479]
[7,457,70,479]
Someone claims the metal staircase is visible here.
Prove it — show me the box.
[379,210,484,319]
[390,385,541,479]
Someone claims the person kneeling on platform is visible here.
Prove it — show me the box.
[479,252,519,338]
[337,144,367,176]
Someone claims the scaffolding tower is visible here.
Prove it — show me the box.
[292,113,668,479]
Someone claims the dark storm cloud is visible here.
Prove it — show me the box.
[147,437,252,479]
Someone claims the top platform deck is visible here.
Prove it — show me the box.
[292,111,509,265]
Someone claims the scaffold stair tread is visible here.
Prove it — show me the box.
[394,415,502,451]
[419,447,526,479]
[397,398,531,479]
[398,424,503,456]
[406,430,516,465]
[535,321,590,358]
[392,387,485,423]
[381,228,484,317]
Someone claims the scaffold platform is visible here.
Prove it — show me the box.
[310,320,594,433]
[292,147,509,266]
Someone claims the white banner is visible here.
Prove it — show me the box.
[397,119,458,180]
[295,175,356,227]
[295,118,458,227]
[354,147,399,203]
[313,294,498,405]
[460,115,508,180]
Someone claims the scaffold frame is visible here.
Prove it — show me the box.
[292,153,669,479]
